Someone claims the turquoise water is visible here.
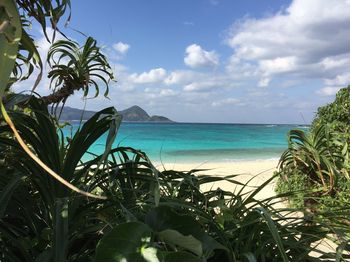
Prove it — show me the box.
[65,122,308,163]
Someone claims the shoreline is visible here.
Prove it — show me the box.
[156,159,279,201]
[155,158,279,173]
[149,156,281,165]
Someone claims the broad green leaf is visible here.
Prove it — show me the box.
[158,229,202,257]
[0,0,21,96]
[95,222,154,262]
[146,206,227,257]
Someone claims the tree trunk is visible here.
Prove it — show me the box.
[41,83,77,105]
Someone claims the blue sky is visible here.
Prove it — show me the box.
[16,0,350,123]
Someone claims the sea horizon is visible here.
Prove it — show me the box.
[68,119,311,126]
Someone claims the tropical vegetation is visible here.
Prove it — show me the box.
[276,86,350,252]
[312,86,350,142]
[1,0,349,261]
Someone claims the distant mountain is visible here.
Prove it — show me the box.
[119,105,150,121]
[56,105,173,122]
[54,107,96,121]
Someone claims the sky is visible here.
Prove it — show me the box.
[15,0,350,124]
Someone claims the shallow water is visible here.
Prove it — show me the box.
[64,122,308,163]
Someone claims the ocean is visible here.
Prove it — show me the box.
[65,122,308,163]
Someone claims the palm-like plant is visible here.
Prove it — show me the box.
[278,126,348,194]
[0,96,121,261]
[42,37,114,105]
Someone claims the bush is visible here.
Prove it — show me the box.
[276,87,350,250]
[312,85,350,141]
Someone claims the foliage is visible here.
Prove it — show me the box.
[0,0,22,94]
[1,98,349,260]
[0,97,119,261]
[312,85,350,142]
[43,37,114,105]
[278,126,349,194]
[276,87,350,251]
[1,0,114,199]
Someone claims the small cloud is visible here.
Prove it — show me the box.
[325,72,350,86]
[212,98,240,107]
[113,42,130,54]
[258,77,270,87]
[145,88,177,98]
[183,21,194,26]
[129,68,167,84]
[184,44,219,68]
[184,82,217,92]
[259,56,297,75]
[164,70,198,85]
[210,0,219,6]
[316,86,341,96]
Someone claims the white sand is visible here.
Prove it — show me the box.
[156,159,279,201]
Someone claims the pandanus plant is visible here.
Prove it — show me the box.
[0,96,121,261]
[1,0,114,200]
[278,125,348,194]
[42,37,114,105]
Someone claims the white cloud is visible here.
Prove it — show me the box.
[184,44,219,68]
[183,75,237,92]
[226,0,350,87]
[325,72,350,86]
[211,98,241,107]
[144,88,177,98]
[317,86,341,96]
[129,68,167,84]
[225,56,258,78]
[164,70,198,85]
[258,77,270,87]
[319,55,350,70]
[113,42,130,54]
[259,56,297,75]
[183,21,194,26]
[184,82,218,92]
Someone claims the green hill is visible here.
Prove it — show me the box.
[56,105,173,122]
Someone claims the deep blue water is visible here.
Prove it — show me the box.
[64,122,308,163]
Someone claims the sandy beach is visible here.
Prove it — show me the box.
[156,159,279,201]
[157,159,338,255]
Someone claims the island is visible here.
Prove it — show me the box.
[55,105,173,122]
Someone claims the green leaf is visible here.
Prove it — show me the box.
[158,229,202,257]
[242,252,257,262]
[20,29,43,90]
[95,222,154,262]
[0,0,22,96]
[146,206,227,258]
[255,207,288,262]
